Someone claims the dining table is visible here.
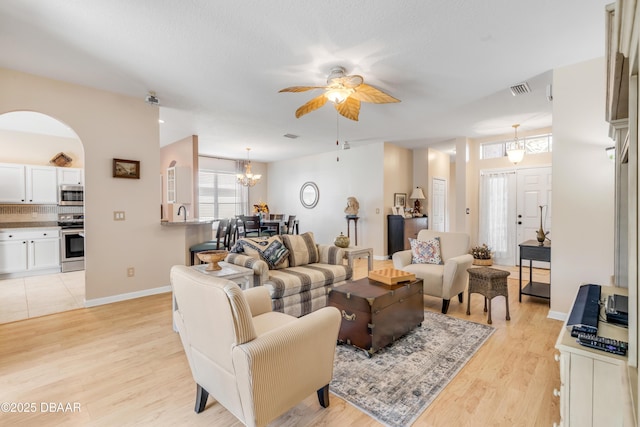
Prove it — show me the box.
[260,218,299,235]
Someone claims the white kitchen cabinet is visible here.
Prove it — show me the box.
[0,228,60,275]
[166,166,192,205]
[29,235,60,270]
[0,240,28,273]
[26,165,58,204]
[554,286,629,427]
[57,167,83,185]
[0,163,27,203]
[0,163,58,204]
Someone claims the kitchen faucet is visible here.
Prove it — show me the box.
[177,205,187,221]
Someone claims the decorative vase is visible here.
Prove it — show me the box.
[536,205,546,244]
[334,232,350,248]
[473,258,493,266]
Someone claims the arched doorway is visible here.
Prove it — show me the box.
[0,111,85,323]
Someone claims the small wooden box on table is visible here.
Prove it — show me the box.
[466,266,510,324]
[328,272,424,357]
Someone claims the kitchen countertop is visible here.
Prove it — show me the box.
[160,219,214,226]
[0,221,60,230]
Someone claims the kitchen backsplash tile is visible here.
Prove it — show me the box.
[0,205,83,223]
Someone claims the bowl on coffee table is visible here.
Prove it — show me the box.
[196,250,228,271]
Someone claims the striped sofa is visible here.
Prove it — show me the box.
[225,232,352,317]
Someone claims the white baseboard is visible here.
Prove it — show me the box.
[85,285,171,307]
[547,310,567,321]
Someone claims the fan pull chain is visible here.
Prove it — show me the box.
[336,112,340,162]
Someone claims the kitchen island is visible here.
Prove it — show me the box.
[160,219,214,266]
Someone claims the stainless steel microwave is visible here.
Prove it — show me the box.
[59,185,84,206]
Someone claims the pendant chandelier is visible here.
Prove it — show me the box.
[506,124,526,164]
[237,148,262,187]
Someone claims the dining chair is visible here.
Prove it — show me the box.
[262,214,284,236]
[189,218,230,265]
[285,215,297,235]
[240,215,261,237]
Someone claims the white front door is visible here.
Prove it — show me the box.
[432,178,446,231]
[516,166,552,265]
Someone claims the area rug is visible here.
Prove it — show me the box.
[330,311,494,427]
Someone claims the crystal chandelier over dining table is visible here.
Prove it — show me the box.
[237,148,262,187]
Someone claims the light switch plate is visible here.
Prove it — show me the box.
[114,211,125,221]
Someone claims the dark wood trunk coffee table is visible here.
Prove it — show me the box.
[328,277,424,357]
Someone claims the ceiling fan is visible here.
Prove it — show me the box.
[279,66,400,121]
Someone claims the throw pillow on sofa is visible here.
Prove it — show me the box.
[409,237,444,265]
[230,236,290,269]
[282,232,319,266]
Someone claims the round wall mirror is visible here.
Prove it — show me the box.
[300,181,319,209]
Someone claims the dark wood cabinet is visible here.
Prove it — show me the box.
[387,215,428,256]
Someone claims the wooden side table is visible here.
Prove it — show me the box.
[342,246,374,271]
[346,216,359,245]
[518,239,551,303]
[466,267,511,324]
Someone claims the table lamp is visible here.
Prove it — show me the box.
[410,187,426,215]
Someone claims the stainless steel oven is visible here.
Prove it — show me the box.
[58,214,85,272]
[59,185,84,206]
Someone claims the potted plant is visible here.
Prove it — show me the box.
[471,244,493,266]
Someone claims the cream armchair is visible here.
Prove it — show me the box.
[392,230,474,314]
[170,265,341,427]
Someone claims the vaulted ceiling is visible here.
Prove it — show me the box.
[0,0,610,162]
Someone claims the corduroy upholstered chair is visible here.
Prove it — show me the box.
[170,265,341,427]
[392,230,474,314]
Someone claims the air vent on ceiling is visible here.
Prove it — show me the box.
[283,133,299,139]
[145,91,160,106]
[510,82,531,96]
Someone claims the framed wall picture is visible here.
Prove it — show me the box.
[113,158,140,179]
[394,193,406,208]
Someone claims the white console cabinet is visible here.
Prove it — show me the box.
[554,286,629,427]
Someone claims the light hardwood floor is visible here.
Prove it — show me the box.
[0,260,560,426]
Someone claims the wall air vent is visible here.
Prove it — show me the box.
[283,133,299,139]
[509,82,531,96]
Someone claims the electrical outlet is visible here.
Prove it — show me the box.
[127,267,135,277]
[376,208,380,214]
[114,211,125,221]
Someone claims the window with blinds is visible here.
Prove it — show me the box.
[198,156,248,220]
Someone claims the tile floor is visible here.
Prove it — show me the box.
[0,271,85,324]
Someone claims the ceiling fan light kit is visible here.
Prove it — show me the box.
[279,66,400,121]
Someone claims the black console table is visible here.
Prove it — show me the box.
[518,240,551,303]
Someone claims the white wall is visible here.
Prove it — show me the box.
[0,129,85,167]
[551,57,615,314]
[267,143,386,256]
[0,67,190,302]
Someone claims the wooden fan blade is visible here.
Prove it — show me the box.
[279,86,326,93]
[334,97,360,121]
[351,83,401,104]
[295,94,328,118]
